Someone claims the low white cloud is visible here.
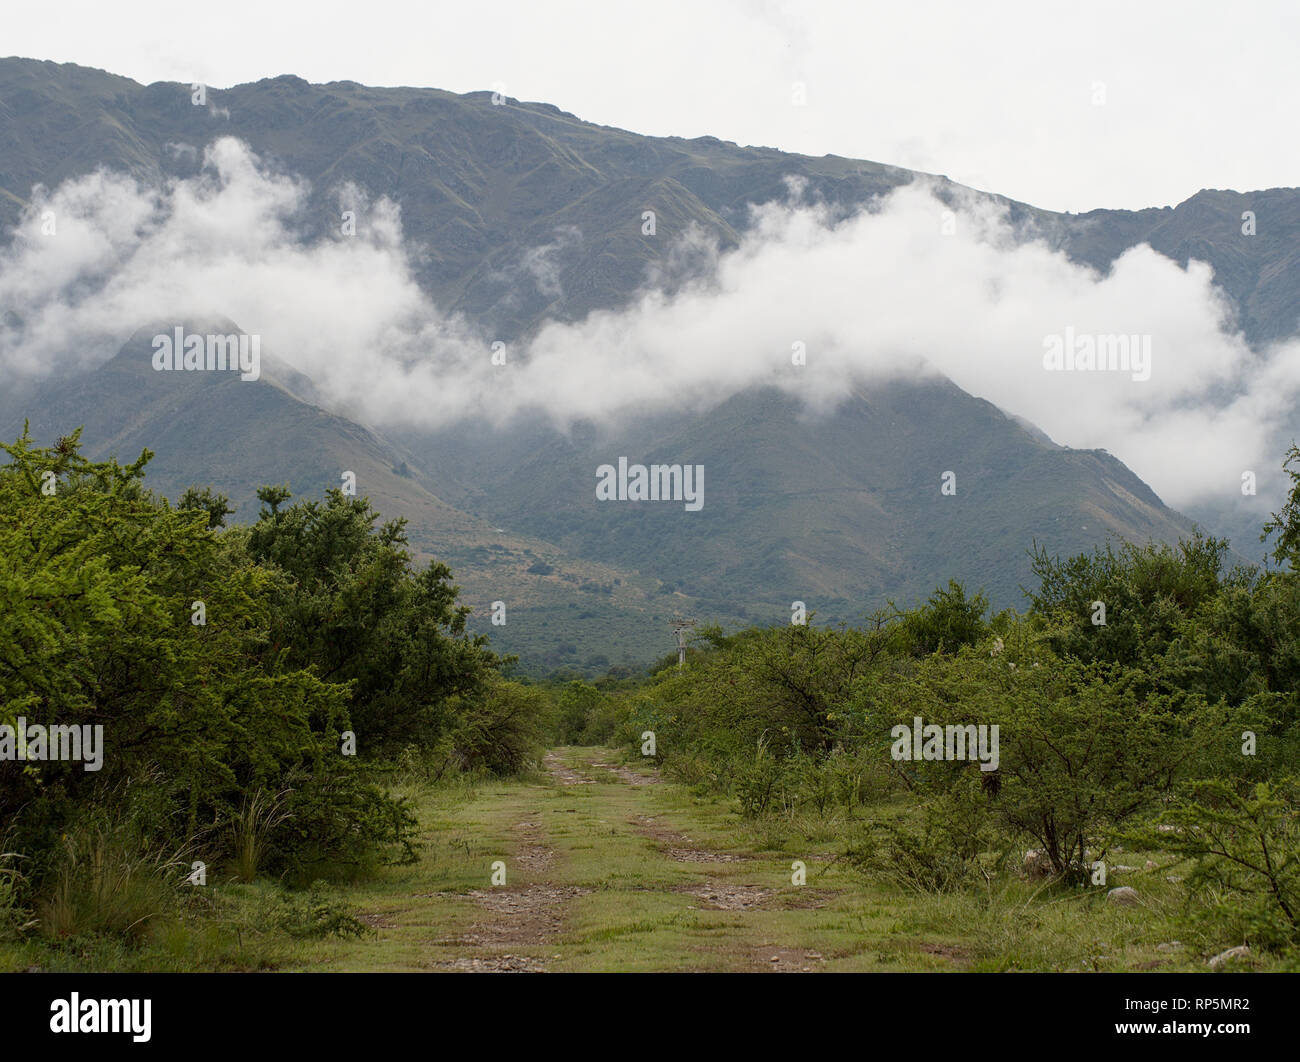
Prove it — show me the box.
[1,137,1296,513]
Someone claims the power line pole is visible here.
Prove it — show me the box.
[671,617,695,669]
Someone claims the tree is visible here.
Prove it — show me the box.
[176,485,234,529]
[1026,531,1234,670]
[0,429,413,892]
[244,486,502,755]
[1263,443,1300,571]
[878,649,1213,880]
[1128,779,1300,948]
[554,680,604,744]
[898,580,989,655]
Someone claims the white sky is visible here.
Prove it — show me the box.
[4,0,1297,212]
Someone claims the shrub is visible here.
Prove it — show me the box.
[553,681,603,745]
[1127,778,1300,952]
[270,768,418,884]
[269,882,372,940]
[734,738,787,817]
[899,580,990,656]
[846,782,1006,894]
[0,851,33,938]
[454,679,553,775]
[244,485,502,757]
[877,649,1213,882]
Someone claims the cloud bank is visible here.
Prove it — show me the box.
[2,137,1297,511]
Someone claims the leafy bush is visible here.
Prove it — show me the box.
[734,738,788,817]
[1128,778,1300,951]
[0,430,503,934]
[270,768,419,884]
[0,851,33,938]
[452,678,552,774]
[553,681,604,745]
[898,580,990,656]
[266,882,372,940]
[245,485,502,756]
[1027,530,1238,672]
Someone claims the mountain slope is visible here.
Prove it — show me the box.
[0,326,701,673]
[407,377,1199,622]
[2,58,1296,346]
[0,59,1285,670]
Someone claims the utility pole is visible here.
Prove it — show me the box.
[671,617,695,669]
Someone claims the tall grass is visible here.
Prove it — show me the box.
[38,819,191,941]
[0,850,35,937]
[229,788,292,883]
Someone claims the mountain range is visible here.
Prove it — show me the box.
[1,57,1294,673]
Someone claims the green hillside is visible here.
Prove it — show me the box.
[0,325,718,673]
[409,379,1200,621]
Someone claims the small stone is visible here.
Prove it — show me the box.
[1144,860,1157,871]
[1208,945,1251,969]
[1156,941,1182,953]
[770,956,780,962]
[1107,886,1139,906]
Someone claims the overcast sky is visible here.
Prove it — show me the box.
[5,0,1297,212]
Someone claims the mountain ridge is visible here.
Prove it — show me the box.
[0,57,1289,672]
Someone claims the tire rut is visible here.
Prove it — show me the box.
[436,760,587,972]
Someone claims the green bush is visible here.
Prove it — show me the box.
[453,679,552,775]
[898,580,990,656]
[270,767,419,884]
[734,738,789,817]
[245,485,503,757]
[553,681,603,745]
[266,882,372,940]
[0,429,498,932]
[1127,778,1300,951]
